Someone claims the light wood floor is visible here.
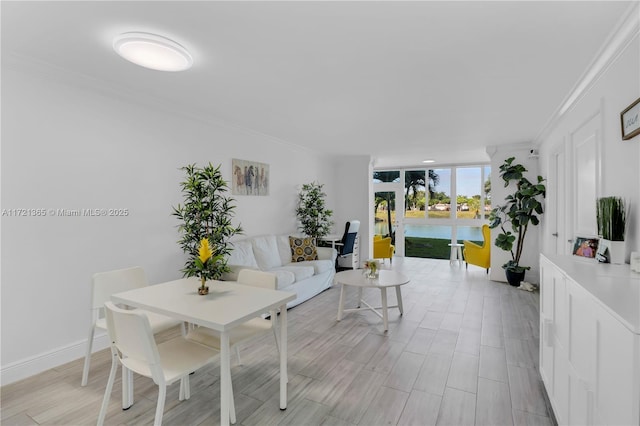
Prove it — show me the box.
[1,257,555,426]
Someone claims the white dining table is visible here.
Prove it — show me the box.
[111,277,296,426]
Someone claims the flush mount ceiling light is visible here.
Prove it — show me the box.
[113,32,193,72]
[422,159,435,163]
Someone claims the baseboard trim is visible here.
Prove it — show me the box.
[1,333,109,386]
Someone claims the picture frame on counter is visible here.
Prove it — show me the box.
[572,236,599,259]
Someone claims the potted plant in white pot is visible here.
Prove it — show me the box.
[172,163,243,286]
[296,182,334,243]
[596,196,626,264]
[489,157,546,286]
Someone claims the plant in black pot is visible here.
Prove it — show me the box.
[489,157,546,286]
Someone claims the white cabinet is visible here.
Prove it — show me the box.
[595,302,638,426]
[352,234,359,269]
[539,256,570,424]
[566,280,597,425]
[539,258,556,393]
[539,254,640,426]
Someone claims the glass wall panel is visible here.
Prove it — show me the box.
[374,191,396,238]
[404,170,426,219]
[374,165,489,260]
[373,171,400,183]
[456,167,482,219]
[483,165,492,219]
[404,224,452,259]
[427,168,451,219]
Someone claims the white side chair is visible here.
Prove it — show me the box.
[81,266,184,387]
[186,269,280,366]
[97,302,235,426]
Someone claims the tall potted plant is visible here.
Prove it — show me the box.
[172,163,243,284]
[489,157,546,286]
[296,182,333,242]
[596,196,626,264]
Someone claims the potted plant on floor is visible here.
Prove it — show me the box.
[596,196,626,264]
[173,163,243,285]
[489,157,546,286]
[296,182,333,242]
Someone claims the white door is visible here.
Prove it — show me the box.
[549,147,568,254]
[373,183,404,257]
[571,113,601,240]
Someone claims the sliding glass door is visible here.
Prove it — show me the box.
[374,165,490,260]
[373,171,404,257]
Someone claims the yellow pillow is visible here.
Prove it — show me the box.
[289,236,318,262]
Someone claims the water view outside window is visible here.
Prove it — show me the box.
[404,224,453,259]
[374,191,396,237]
[373,165,489,260]
[428,168,451,219]
[404,225,484,259]
[455,226,484,245]
[456,167,483,219]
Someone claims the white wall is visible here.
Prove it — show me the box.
[486,14,640,284]
[487,144,541,284]
[538,32,640,261]
[328,155,373,265]
[0,60,338,384]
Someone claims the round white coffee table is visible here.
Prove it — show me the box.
[335,269,410,331]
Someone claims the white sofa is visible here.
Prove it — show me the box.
[223,235,337,308]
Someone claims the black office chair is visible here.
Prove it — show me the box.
[336,220,360,271]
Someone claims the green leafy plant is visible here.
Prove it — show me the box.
[597,196,626,241]
[173,163,242,280]
[489,157,546,273]
[296,182,333,241]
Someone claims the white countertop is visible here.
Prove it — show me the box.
[541,253,640,334]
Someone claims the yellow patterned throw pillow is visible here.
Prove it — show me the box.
[289,236,318,262]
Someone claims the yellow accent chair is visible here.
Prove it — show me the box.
[463,224,491,273]
[373,234,395,264]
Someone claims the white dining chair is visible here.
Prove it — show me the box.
[185,269,280,366]
[81,266,184,387]
[97,302,235,426]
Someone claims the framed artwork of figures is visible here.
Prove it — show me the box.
[232,159,269,196]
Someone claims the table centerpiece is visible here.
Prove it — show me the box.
[195,238,222,295]
[363,259,379,279]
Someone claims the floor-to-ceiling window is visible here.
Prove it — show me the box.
[374,165,490,259]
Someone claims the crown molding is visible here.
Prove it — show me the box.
[534,2,640,145]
